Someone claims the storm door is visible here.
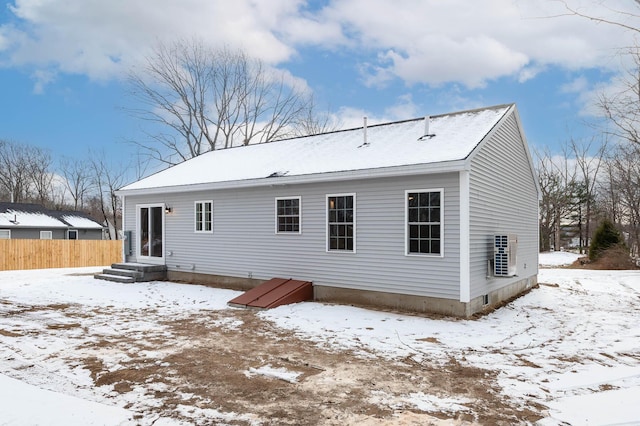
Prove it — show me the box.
[137,204,164,262]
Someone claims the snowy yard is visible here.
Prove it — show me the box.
[0,253,639,425]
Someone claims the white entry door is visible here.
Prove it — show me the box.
[137,204,165,263]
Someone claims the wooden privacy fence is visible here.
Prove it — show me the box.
[0,240,122,271]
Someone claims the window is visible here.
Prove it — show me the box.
[68,230,78,240]
[406,190,443,255]
[276,197,301,233]
[195,201,213,233]
[40,231,53,240]
[327,194,355,252]
[0,230,10,239]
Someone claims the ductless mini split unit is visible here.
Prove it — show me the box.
[493,234,518,277]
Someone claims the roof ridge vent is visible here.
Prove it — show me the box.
[418,115,436,140]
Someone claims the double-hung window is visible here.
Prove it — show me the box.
[195,201,213,233]
[40,231,53,240]
[68,230,78,240]
[0,230,10,239]
[276,197,301,233]
[406,189,443,255]
[327,194,355,252]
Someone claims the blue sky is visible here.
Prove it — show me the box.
[0,0,635,182]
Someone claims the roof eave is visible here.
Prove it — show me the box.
[116,160,468,197]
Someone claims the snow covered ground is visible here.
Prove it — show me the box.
[0,252,639,425]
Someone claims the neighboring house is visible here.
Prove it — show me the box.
[0,203,105,240]
[116,104,540,317]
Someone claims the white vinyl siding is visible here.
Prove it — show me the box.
[195,201,213,233]
[40,231,52,239]
[0,229,10,239]
[326,193,355,252]
[275,197,301,234]
[406,189,443,256]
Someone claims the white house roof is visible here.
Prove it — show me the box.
[0,211,65,228]
[119,104,512,194]
[60,215,105,229]
[0,203,104,229]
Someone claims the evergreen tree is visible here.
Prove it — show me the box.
[589,219,623,261]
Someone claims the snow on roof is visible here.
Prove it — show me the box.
[0,211,66,228]
[0,203,104,229]
[120,104,512,193]
[61,215,105,229]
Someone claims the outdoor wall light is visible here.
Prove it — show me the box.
[165,206,172,214]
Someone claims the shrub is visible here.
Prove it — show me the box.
[592,245,639,270]
[589,219,624,261]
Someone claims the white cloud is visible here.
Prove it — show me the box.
[0,0,637,94]
[316,0,636,88]
[1,0,302,83]
[31,69,56,94]
[561,76,589,94]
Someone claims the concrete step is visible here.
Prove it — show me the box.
[94,263,167,283]
[111,263,167,273]
[102,268,143,279]
[94,273,135,284]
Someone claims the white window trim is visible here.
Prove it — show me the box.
[0,229,10,239]
[67,229,78,240]
[40,230,53,240]
[404,188,444,258]
[326,193,356,253]
[194,200,213,233]
[135,203,166,263]
[275,196,302,234]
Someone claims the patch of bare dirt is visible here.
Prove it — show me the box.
[74,308,542,425]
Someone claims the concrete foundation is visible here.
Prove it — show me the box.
[167,270,265,291]
[167,269,537,318]
[315,275,538,318]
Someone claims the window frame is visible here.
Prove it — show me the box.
[40,230,53,240]
[275,196,302,234]
[0,229,10,239]
[326,193,356,253]
[405,188,444,257]
[67,229,78,240]
[194,200,213,233]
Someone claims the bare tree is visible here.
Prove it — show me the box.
[535,148,577,251]
[0,140,36,203]
[603,144,640,256]
[89,152,128,240]
[555,2,640,146]
[128,39,335,165]
[26,146,54,206]
[60,156,94,210]
[555,1,640,35]
[567,135,609,252]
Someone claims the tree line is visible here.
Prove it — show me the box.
[536,137,640,257]
[0,140,127,239]
[537,3,640,258]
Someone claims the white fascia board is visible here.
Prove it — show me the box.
[116,160,467,197]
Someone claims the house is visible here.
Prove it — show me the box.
[115,104,539,317]
[0,203,105,240]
